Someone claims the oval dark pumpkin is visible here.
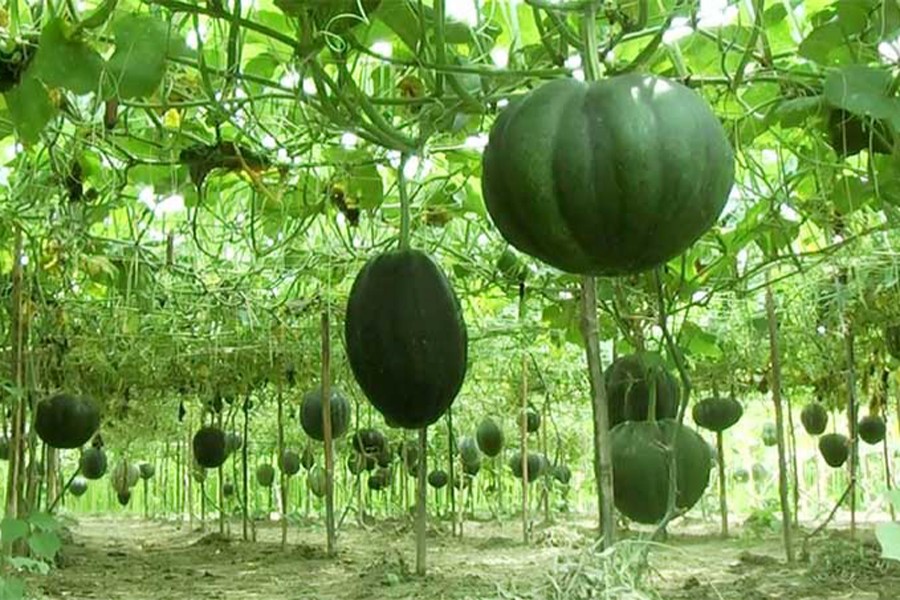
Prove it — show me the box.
[762,423,778,447]
[481,74,734,276]
[692,396,743,432]
[301,447,315,470]
[368,467,392,491]
[34,393,101,449]
[223,481,235,497]
[70,476,88,497]
[604,353,679,427]
[224,432,243,455]
[552,464,572,485]
[352,428,388,456]
[819,433,850,467]
[508,451,546,481]
[116,490,131,506]
[111,460,139,494]
[519,410,541,434]
[476,418,504,457]
[256,463,275,487]
[80,447,108,480]
[193,426,227,469]
[459,437,481,466]
[280,450,301,476]
[610,420,711,524]
[308,466,326,497]
[345,250,468,429]
[800,403,828,436]
[858,415,886,445]
[300,386,351,442]
[0,437,9,461]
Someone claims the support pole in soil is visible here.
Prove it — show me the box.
[844,325,859,539]
[765,281,795,563]
[242,394,250,541]
[277,377,287,547]
[321,309,337,557]
[446,408,458,537]
[785,393,801,527]
[4,228,26,523]
[519,282,530,545]
[415,427,428,575]
[883,433,896,521]
[716,431,728,537]
[579,275,616,547]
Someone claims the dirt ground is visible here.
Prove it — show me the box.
[24,512,900,599]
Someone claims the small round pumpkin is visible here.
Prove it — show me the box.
[819,433,850,468]
[732,468,749,484]
[508,451,546,481]
[604,353,679,427]
[34,393,101,449]
[193,426,227,469]
[69,476,88,497]
[256,463,275,487]
[116,490,131,506]
[610,420,711,524]
[111,460,140,494]
[552,464,572,485]
[345,249,468,429]
[886,325,900,360]
[427,470,449,489]
[351,428,388,456]
[368,467,392,491]
[858,415,886,445]
[223,481,235,497]
[280,450,302,476]
[692,396,743,432]
[80,447,108,480]
[301,447,315,471]
[800,403,828,436]
[476,418,504,457]
[300,386,351,442]
[481,74,734,276]
[224,432,243,455]
[138,462,155,480]
[519,410,541,434]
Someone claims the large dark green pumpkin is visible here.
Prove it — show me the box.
[459,437,481,466]
[610,420,712,524]
[256,463,276,487]
[604,353,679,427]
[886,325,900,360]
[800,403,828,435]
[300,386,351,441]
[692,396,743,432]
[344,250,468,429]
[858,415,886,445]
[34,393,100,449]
[476,418,504,457]
[80,447,107,480]
[193,426,227,469]
[351,428,388,455]
[481,75,734,276]
[819,433,850,468]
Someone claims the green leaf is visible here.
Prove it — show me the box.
[7,556,50,575]
[824,66,900,129]
[798,22,856,65]
[27,511,59,532]
[0,517,29,544]
[0,575,26,600]
[4,73,57,144]
[774,96,827,128]
[680,321,722,359]
[887,490,900,512]
[876,522,900,562]
[31,18,105,95]
[346,163,384,210]
[105,15,175,99]
[78,0,119,30]
[27,530,61,560]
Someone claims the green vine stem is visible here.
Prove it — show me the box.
[398,153,412,251]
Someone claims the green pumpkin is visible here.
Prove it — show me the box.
[256,463,275,487]
[301,447,315,470]
[800,403,828,436]
[508,451,546,481]
[116,490,131,506]
[368,467,392,492]
[604,353,679,428]
[476,418,504,457]
[692,396,743,432]
[427,470,449,489]
[111,460,140,494]
[819,433,850,468]
[308,466,327,497]
[69,476,88,497]
[519,409,541,433]
[79,447,107,480]
[610,420,711,524]
[138,462,155,480]
[34,393,100,449]
[223,482,235,497]
[552,464,572,485]
[193,426,227,469]
[481,75,734,275]
[762,423,778,447]
[300,386,351,442]
[345,250,468,429]
[459,437,481,467]
[280,450,302,476]
[858,415,886,445]
[886,325,900,360]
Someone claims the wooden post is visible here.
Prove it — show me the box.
[579,275,616,546]
[716,431,728,537]
[765,282,794,563]
[242,394,250,541]
[446,409,458,537]
[277,380,287,547]
[321,310,337,556]
[5,229,26,523]
[845,327,859,539]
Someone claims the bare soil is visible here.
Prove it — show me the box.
[24,513,900,599]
